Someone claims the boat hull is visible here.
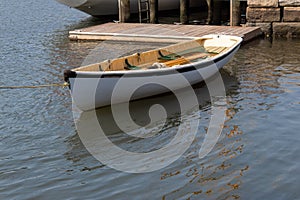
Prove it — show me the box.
[66,35,241,111]
[57,0,202,16]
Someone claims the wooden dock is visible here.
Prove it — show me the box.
[69,23,262,43]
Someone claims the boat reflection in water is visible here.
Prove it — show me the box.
[73,71,234,173]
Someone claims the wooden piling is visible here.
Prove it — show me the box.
[180,0,190,24]
[119,0,131,22]
[150,0,158,24]
[230,0,240,26]
[206,0,213,25]
[212,0,222,25]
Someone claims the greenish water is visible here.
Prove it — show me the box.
[1,1,300,199]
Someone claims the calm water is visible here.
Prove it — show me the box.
[1,1,300,200]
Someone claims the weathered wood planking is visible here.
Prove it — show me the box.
[69,23,262,43]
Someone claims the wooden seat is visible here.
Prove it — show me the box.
[205,46,227,54]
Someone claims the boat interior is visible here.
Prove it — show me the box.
[73,36,238,72]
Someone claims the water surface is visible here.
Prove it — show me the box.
[0,1,300,200]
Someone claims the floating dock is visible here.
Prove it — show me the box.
[69,23,262,43]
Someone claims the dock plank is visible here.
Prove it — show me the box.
[69,23,262,43]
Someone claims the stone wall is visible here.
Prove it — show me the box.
[246,0,300,37]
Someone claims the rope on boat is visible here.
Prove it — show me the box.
[0,82,69,90]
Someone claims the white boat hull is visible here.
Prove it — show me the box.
[57,0,202,16]
[65,35,242,111]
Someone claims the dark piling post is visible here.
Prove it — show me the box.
[119,0,131,22]
[150,0,158,23]
[206,0,213,24]
[230,0,240,26]
[180,0,190,24]
[213,0,222,25]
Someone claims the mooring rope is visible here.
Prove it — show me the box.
[0,82,69,90]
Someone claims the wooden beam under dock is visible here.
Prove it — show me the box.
[69,23,262,43]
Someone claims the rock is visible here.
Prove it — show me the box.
[247,7,281,22]
[284,7,300,22]
[279,0,300,7]
[246,22,272,36]
[248,0,278,8]
[273,22,300,38]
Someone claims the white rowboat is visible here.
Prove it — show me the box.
[64,34,243,111]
